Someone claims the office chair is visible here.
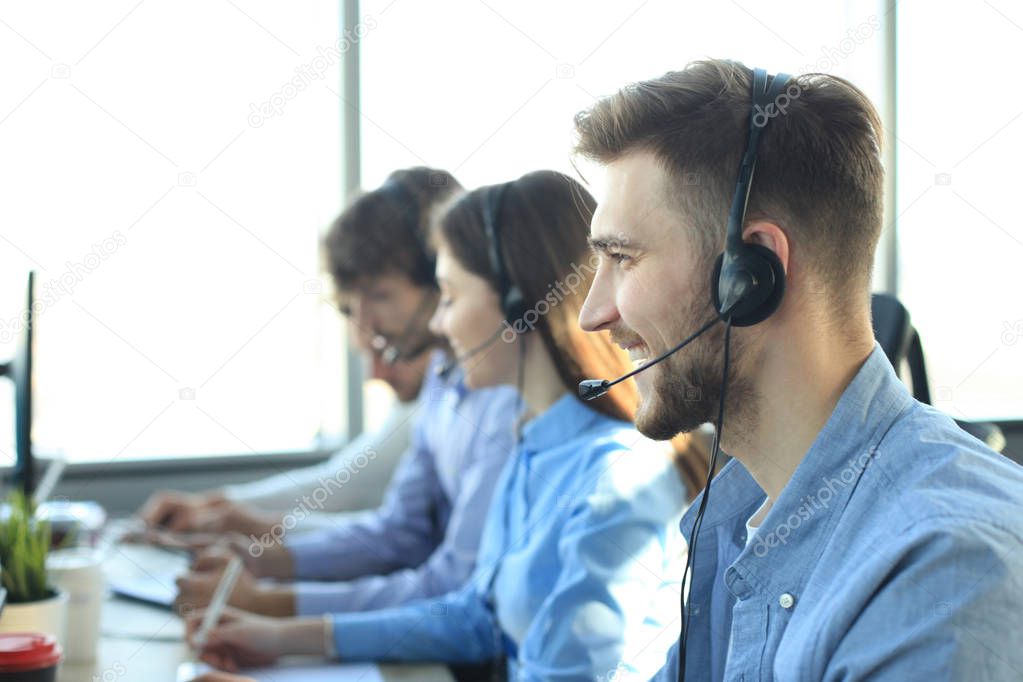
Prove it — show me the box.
[871,293,1006,452]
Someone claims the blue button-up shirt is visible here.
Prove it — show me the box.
[332,393,687,680]
[653,343,1023,681]
[286,352,519,614]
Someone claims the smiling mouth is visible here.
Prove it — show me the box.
[622,342,649,368]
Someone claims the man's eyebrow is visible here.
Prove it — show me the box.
[587,236,639,252]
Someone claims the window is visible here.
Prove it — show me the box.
[0,2,345,461]
[359,0,887,193]
[4,1,1014,467]
[896,1,1023,419]
[361,0,1021,420]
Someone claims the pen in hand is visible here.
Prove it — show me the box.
[191,554,244,651]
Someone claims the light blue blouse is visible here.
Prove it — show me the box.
[331,392,687,680]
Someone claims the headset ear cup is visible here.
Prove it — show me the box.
[744,243,785,325]
[711,253,726,316]
[711,244,786,327]
[503,287,530,326]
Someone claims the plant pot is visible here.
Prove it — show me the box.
[0,591,67,652]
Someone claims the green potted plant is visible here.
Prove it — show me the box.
[0,491,67,646]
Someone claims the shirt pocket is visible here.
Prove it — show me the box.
[723,599,769,681]
[763,598,799,681]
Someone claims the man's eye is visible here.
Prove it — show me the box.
[363,286,393,303]
[607,252,631,264]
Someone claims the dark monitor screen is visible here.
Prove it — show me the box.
[1,271,34,494]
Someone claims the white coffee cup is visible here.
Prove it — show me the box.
[46,547,104,662]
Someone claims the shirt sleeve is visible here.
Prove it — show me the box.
[291,391,517,614]
[823,518,1023,681]
[221,400,415,513]
[286,414,444,582]
[328,581,502,664]
[514,448,686,681]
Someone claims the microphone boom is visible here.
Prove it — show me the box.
[578,315,722,400]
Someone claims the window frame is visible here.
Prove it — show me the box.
[15,0,1022,490]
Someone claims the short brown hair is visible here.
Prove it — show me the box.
[324,167,462,291]
[574,59,884,313]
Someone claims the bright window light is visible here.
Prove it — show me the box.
[896,0,1023,419]
[0,1,345,462]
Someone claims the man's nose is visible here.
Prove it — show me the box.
[579,265,618,333]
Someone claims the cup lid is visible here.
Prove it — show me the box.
[0,634,63,672]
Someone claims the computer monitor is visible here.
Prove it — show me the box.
[0,271,35,494]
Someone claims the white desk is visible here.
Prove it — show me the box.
[59,596,455,681]
[57,560,454,682]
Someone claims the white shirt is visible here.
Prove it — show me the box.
[744,498,770,549]
[221,398,415,531]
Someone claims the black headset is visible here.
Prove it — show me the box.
[482,182,531,325]
[711,67,792,327]
[577,67,794,403]
[677,66,792,682]
[378,177,436,287]
[576,66,794,681]
[435,182,532,380]
[369,177,439,365]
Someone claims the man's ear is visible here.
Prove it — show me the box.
[744,221,790,275]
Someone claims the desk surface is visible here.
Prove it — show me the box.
[58,597,452,682]
[57,567,454,681]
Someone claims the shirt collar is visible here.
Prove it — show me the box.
[519,393,603,453]
[427,349,470,401]
[682,343,914,594]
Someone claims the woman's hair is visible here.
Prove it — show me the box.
[324,167,463,291]
[436,170,634,422]
[436,170,709,495]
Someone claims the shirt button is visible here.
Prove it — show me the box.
[779,593,796,609]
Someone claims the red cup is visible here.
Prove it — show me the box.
[0,634,62,682]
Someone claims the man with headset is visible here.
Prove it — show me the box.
[575,60,1023,680]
